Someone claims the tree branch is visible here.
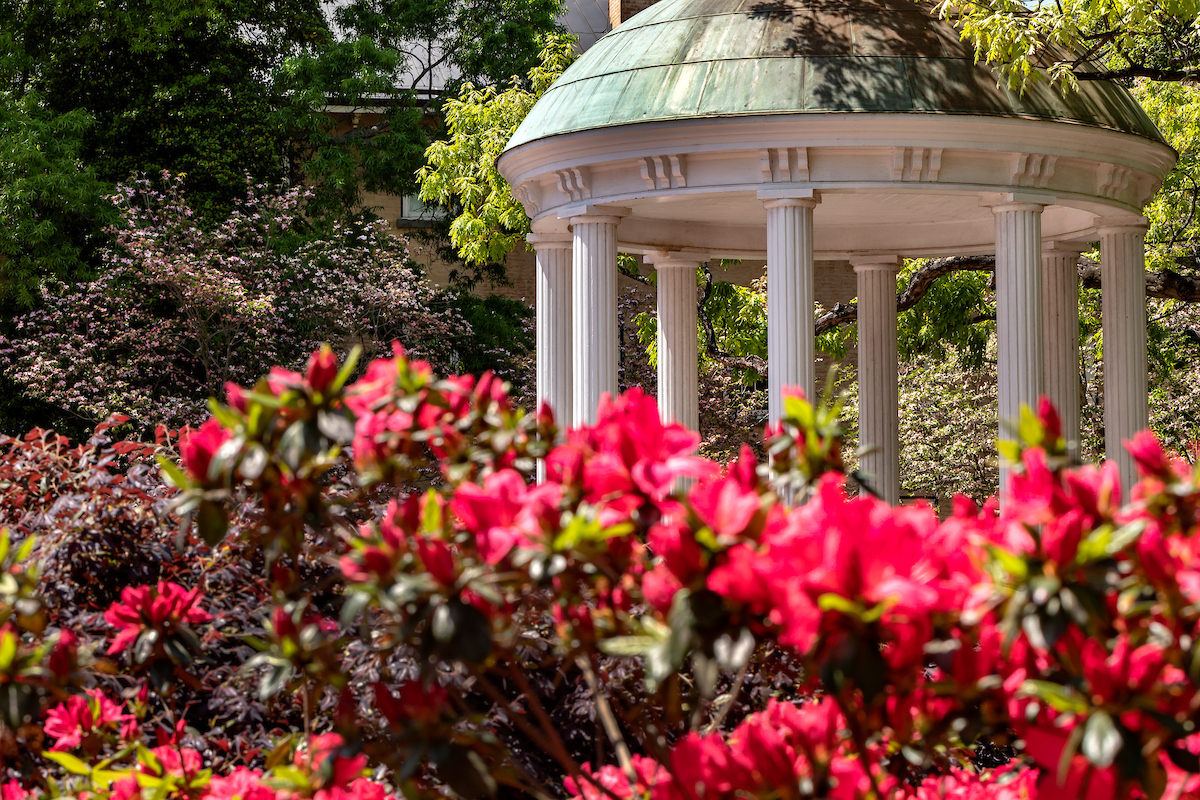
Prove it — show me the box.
[328,118,391,145]
[1074,65,1200,81]
[1079,257,1200,301]
[814,255,996,335]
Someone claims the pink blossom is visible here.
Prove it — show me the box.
[103,581,212,655]
[43,689,131,751]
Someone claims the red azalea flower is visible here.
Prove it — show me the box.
[0,781,32,800]
[224,382,248,413]
[204,768,273,800]
[103,581,212,655]
[306,345,339,394]
[140,745,203,779]
[43,689,131,751]
[451,469,542,564]
[179,418,232,481]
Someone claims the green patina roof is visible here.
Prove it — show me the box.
[506,0,1164,150]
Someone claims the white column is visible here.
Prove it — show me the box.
[571,214,621,425]
[647,252,700,431]
[993,201,1045,495]
[1042,241,1086,459]
[1098,219,1149,492]
[762,193,820,421]
[851,256,901,505]
[529,235,572,482]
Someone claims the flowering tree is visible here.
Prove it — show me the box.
[0,176,482,429]
[1,341,1199,799]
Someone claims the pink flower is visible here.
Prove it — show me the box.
[43,689,131,751]
[103,581,212,655]
[205,768,273,800]
[1126,429,1173,482]
[224,382,248,414]
[642,565,683,614]
[305,346,339,394]
[179,418,232,481]
[564,756,667,800]
[292,734,367,790]
[451,469,551,564]
[141,745,203,779]
[1038,395,1063,446]
[688,474,762,542]
[0,781,33,800]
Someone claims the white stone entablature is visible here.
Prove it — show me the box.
[500,114,1172,259]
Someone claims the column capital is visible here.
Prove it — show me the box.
[526,233,572,251]
[759,188,821,209]
[1095,215,1149,236]
[983,191,1055,211]
[991,201,1047,215]
[558,203,631,221]
[850,255,903,273]
[1042,240,1090,256]
[644,249,705,268]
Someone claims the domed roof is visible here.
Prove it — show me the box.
[506,0,1164,150]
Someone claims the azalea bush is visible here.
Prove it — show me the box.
[5,341,1200,799]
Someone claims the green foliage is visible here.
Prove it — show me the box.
[0,0,563,305]
[897,261,993,367]
[938,0,1200,89]
[436,292,535,388]
[702,274,768,374]
[1134,79,1200,272]
[418,34,576,271]
[0,94,116,309]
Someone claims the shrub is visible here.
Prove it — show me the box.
[0,175,472,432]
[4,343,1200,800]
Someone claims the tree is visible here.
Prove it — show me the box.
[937,0,1200,88]
[418,33,576,285]
[0,0,563,306]
[0,94,117,308]
[0,175,485,430]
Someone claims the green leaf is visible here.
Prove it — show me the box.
[987,545,1029,581]
[316,409,355,443]
[45,751,93,776]
[0,629,17,671]
[239,444,268,480]
[598,636,659,656]
[422,489,442,533]
[162,635,194,666]
[330,346,361,393]
[197,500,229,547]
[157,455,190,489]
[1020,679,1088,713]
[817,592,864,617]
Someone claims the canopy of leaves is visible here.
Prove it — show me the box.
[418,34,576,271]
[939,0,1200,88]
[0,94,116,309]
[0,0,563,306]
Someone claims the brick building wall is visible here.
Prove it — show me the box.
[609,0,662,27]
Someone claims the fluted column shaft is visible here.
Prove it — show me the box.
[651,255,700,431]
[852,256,901,505]
[1042,243,1085,459]
[994,202,1045,496]
[764,196,819,421]
[571,215,621,425]
[530,235,572,482]
[1100,222,1149,492]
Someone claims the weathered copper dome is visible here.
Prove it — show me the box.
[507,0,1164,149]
